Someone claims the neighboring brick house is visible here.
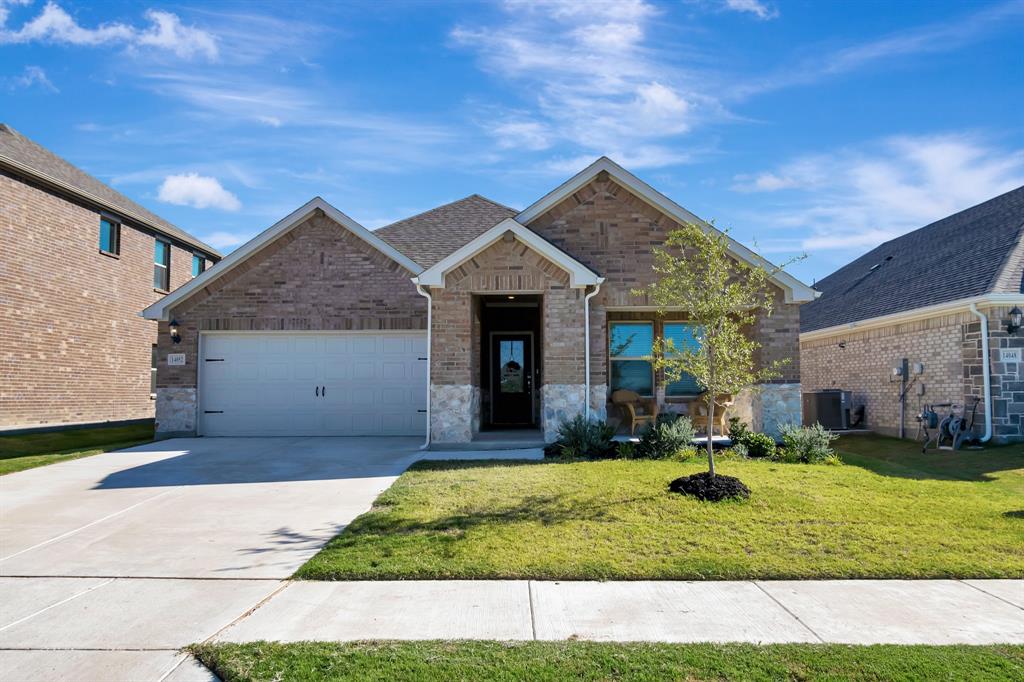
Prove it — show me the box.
[144,158,816,443]
[0,124,220,431]
[800,186,1024,444]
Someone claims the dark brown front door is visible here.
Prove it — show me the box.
[491,333,534,426]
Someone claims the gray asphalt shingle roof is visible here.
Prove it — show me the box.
[800,185,1024,333]
[374,194,518,267]
[0,124,220,257]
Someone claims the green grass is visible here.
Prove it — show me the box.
[0,423,154,475]
[190,641,1024,682]
[296,435,1024,580]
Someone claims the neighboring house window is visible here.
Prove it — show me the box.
[191,254,206,278]
[609,322,654,396]
[99,217,120,255]
[150,344,158,398]
[664,322,704,396]
[153,239,170,290]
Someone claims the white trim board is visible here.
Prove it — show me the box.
[413,218,603,289]
[799,293,1024,341]
[516,156,818,304]
[142,197,423,321]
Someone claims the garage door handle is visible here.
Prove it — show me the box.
[322,385,326,396]
[315,386,319,397]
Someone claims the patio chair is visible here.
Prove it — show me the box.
[611,389,660,435]
[690,394,734,437]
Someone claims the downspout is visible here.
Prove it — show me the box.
[968,303,993,443]
[416,284,433,449]
[583,281,603,420]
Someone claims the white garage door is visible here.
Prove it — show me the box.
[199,332,427,437]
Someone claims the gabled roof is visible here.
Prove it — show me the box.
[517,156,818,304]
[414,218,603,289]
[375,194,518,267]
[0,123,220,257]
[142,197,422,320]
[801,185,1024,334]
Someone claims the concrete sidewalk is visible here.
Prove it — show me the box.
[217,578,1024,645]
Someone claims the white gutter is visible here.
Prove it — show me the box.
[583,281,604,420]
[968,303,994,443]
[801,293,1024,342]
[416,284,433,449]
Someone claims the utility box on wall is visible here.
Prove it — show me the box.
[802,390,852,430]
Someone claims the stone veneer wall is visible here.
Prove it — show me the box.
[966,305,1023,443]
[541,384,587,442]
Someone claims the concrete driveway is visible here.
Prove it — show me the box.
[0,437,426,680]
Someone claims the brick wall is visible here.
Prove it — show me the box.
[0,170,200,429]
[525,172,802,393]
[158,211,426,392]
[801,311,970,438]
[434,237,579,386]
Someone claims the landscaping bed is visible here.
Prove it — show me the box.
[0,423,154,475]
[190,641,1024,682]
[296,436,1024,581]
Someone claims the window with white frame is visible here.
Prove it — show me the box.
[663,322,704,396]
[609,321,654,396]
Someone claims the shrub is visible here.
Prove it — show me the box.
[727,417,750,446]
[552,414,616,459]
[779,423,839,464]
[616,441,637,459]
[634,413,696,460]
[728,441,749,459]
[669,472,751,502]
[742,432,777,459]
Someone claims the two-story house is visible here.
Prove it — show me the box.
[0,124,220,431]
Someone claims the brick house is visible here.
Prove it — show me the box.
[0,124,220,431]
[144,158,816,444]
[800,186,1024,444]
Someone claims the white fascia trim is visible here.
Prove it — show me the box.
[515,156,818,304]
[142,197,423,321]
[799,293,1024,342]
[413,217,602,289]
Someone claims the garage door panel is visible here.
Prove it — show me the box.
[199,332,426,437]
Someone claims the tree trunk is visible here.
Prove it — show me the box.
[706,395,716,477]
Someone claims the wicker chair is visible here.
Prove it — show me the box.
[690,394,734,437]
[611,389,660,435]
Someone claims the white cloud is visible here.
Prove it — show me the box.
[451,0,706,168]
[257,115,282,128]
[734,1,1024,97]
[723,0,778,20]
[158,173,241,211]
[8,64,57,91]
[738,134,1024,254]
[134,10,217,60]
[489,119,552,151]
[202,229,252,250]
[0,2,217,60]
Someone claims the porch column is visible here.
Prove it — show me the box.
[540,287,588,441]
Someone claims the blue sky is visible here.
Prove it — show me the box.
[2,0,1022,283]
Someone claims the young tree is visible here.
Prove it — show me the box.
[635,223,799,477]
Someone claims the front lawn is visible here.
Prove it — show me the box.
[0,423,154,475]
[296,435,1024,580]
[190,641,1024,682]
